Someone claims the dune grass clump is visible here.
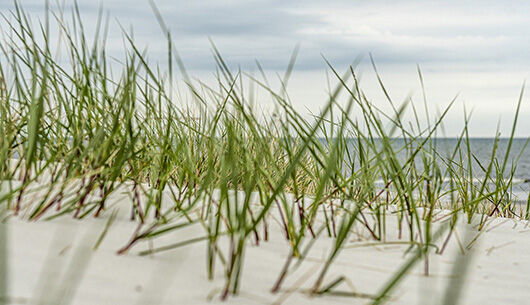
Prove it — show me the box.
[0,1,528,303]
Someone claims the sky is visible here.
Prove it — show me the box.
[2,0,530,136]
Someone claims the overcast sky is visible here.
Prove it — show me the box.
[2,0,530,136]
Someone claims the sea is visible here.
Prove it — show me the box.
[360,138,530,205]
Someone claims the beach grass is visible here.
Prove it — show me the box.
[0,1,528,303]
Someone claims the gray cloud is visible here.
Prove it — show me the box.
[1,0,529,136]
[3,0,530,71]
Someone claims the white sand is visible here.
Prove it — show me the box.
[2,183,530,304]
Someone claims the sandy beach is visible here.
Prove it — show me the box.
[2,184,530,305]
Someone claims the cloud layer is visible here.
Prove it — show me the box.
[4,0,530,70]
[1,0,529,136]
